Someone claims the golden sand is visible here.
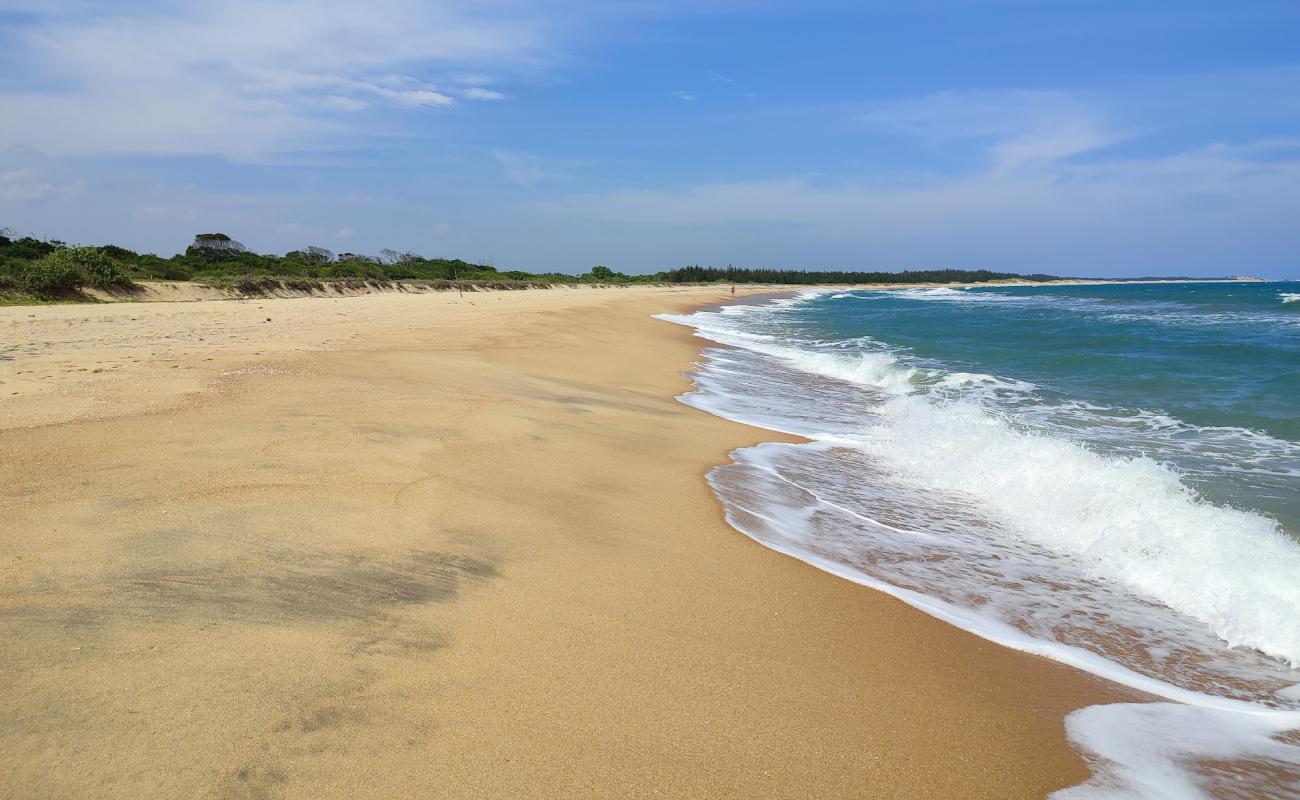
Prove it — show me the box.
[0,286,1126,798]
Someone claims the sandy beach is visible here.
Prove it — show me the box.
[0,286,1129,799]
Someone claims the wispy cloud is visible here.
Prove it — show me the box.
[543,87,1300,273]
[863,89,1131,171]
[491,149,592,188]
[548,145,1300,227]
[1,4,1296,278]
[450,74,498,86]
[0,147,82,202]
[0,0,552,160]
[461,87,507,101]
[493,150,550,186]
[0,170,59,202]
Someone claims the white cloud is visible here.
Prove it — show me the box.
[542,114,1300,274]
[319,95,372,112]
[0,0,552,160]
[461,87,507,101]
[0,148,83,202]
[392,89,458,108]
[863,89,1131,171]
[671,90,696,101]
[0,169,57,202]
[451,73,497,85]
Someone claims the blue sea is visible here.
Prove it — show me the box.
[663,281,1300,799]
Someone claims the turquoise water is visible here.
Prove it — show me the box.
[803,281,1300,533]
[806,282,1299,440]
[664,281,1300,798]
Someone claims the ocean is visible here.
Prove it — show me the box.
[662,281,1300,799]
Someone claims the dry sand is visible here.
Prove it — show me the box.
[0,286,1128,799]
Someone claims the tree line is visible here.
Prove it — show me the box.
[0,230,658,298]
[1,228,1058,301]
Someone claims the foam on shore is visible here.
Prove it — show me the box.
[659,289,1300,798]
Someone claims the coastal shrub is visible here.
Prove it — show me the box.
[97,244,140,261]
[1,226,1066,301]
[20,250,88,296]
[0,232,58,263]
[18,247,134,296]
[320,261,384,280]
[127,255,194,281]
[75,248,133,288]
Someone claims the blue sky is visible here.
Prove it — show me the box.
[2,1,1299,277]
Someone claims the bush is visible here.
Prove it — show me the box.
[21,251,87,296]
[19,247,133,296]
[128,255,194,281]
[77,249,132,287]
[321,261,383,279]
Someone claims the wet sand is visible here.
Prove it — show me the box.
[0,286,1127,798]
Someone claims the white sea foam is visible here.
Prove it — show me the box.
[878,285,1300,329]
[891,286,971,299]
[658,290,1300,798]
[776,288,831,306]
[714,440,1300,797]
[660,307,923,395]
[1055,703,1300,800]
[674,300,1300,666]
[857,394,1300,667]
[933,371,1036,392]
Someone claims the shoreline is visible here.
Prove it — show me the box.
[843,276,1268,290]
[0,274,1267,309]
[1,286,1129,797]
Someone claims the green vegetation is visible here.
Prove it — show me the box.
[1,243,136,298]
[1,227,1059,303]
